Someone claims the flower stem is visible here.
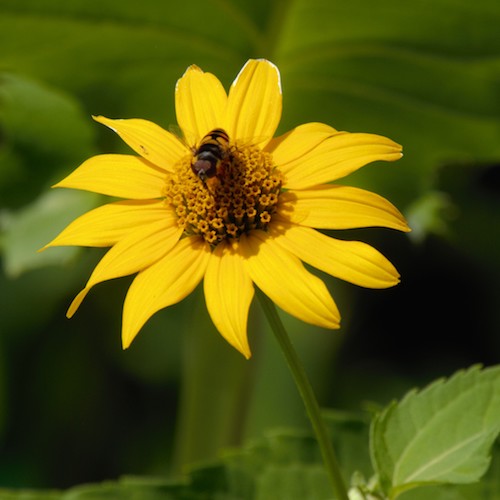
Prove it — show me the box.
[256,289,349,500]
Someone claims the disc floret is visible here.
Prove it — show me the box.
[164,142,283,246]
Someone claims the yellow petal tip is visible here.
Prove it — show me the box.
[67,287,90,318]
[226,337,252,359]
[177,65,203,85]
[240,347,252,360]
[121,325,138,350]
[187,64,202,73]
[92,115,116,131]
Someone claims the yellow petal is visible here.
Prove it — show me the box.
[44,200,173,249]
[266,122,338,160]
[279,185,410,232]
[175,65,228,144]
[67,218,183,318]
[204,241,254,358]
[84,218,182,290]
[54,154,165,199]
[93,116,187,171]
[279,132,402,190]
[272,222,400,289]
[67,287,91,318]
[240,231,340,329]
[225,59,282,146]
[122,236,210,348]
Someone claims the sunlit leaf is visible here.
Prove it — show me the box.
[370,365,500,499]
[1,189,101,277]
[400,441,500,500]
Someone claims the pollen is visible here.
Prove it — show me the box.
[163,143,283,246]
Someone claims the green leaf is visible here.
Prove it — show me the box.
[399,440,500,498]
[0,477,182,500]
[2,0,500,220]
[274,0,500,208]
[405,191,456,243]
[1,189,101,277]
[370,365,500,498]
[0,414,370,499]
[187,414,370,499]
[0,73,95,208]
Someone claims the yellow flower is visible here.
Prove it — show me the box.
[44,59,409,359]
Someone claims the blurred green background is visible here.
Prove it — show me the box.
[0,0,499,490]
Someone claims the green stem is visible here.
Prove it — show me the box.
[256,289,349,500]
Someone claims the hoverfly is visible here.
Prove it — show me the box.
[191,128,231,182]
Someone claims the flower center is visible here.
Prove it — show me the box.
[163,136,283,246]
